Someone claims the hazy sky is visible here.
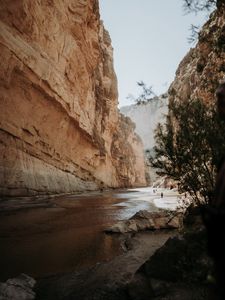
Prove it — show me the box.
[99,1,211,107]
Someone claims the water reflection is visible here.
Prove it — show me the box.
[0,187,180,281]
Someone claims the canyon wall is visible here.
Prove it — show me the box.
[168,3,225,106]
[120,94,168,152]
[120,95,168,183]
[0,0,146,197]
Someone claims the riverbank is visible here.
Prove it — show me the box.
[0,187,183,280]
[0,187,188,299]
[1,221,215,300]
[36,230,176,300]
[36,206,215,300]
[0,187,182,212]
[0,189,114,212]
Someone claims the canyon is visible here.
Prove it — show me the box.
[0,1,225,300]
[120,94,168,183]
[0,0,146,198]
[120,94,168,153]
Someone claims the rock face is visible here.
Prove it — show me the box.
[125,6,225,300]
[169,4,225,106]
[120,95,168,183]
[120,95,168,152]
[0,274,36,300]
[0,0,146,197]
[128,229,212,300]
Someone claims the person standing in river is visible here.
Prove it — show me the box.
[204,82,225,300]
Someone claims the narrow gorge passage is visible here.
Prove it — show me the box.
[1,0,224,299]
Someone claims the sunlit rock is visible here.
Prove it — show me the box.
[0,1,146,197]
[105,210,184,233]
[168,8,225,106]
[120,94,168,184]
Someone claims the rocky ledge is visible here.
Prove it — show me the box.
[127,228,213,300]
[0,274,36,300]
[105,210,183,233]
[105,196,191,233]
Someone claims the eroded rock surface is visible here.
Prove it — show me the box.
[169,3,225,106]
[105,210,184,233]
[120,94,168,183]
[127,228,213,300]
[0,274,36,300]
[0,0,146,197]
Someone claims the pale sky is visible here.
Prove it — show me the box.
[99,1,212,107]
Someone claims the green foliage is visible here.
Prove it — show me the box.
[150,98,225,204]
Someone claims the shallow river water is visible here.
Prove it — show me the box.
[0,187,180,281]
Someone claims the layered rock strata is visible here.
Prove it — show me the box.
[120,94,168,152]
[120,94,168,183]
[0,0,146,197]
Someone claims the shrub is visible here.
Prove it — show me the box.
[150,98,225,204]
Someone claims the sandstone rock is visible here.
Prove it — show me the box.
[105,210,183,233]
[120,94,168,184]
[140,229,212,283]
[105,221,135,234]
[0,0,146,197]
[0,274,36,300]
[168,6,225,107]
[120,95,168,152]
[132,210,183,230]
[167,216,181,229]
[126,228,212,299]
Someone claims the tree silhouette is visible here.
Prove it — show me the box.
[150,99,225,204]
[183,0,216,13]
[126,81,157,105]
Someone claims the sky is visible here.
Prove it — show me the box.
[99,0,212,107]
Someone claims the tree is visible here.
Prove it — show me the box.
[188,24,200,44]
[126,81,157,105]
[183,0,216,13]
[150,98,225,204]
[183,0,217,44]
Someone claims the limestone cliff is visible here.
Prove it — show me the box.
[0,0,146,197]
[120,95,168,153]
[111,114,147,187]
[120,95,168,183]
[169,3,225,105]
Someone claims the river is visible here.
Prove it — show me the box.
[0,187,180,281]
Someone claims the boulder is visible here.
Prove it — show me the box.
[105,210,183,233]
[0,274,36,300]
[139,229,212,283]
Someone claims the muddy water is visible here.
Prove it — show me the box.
[0,187,179,281]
